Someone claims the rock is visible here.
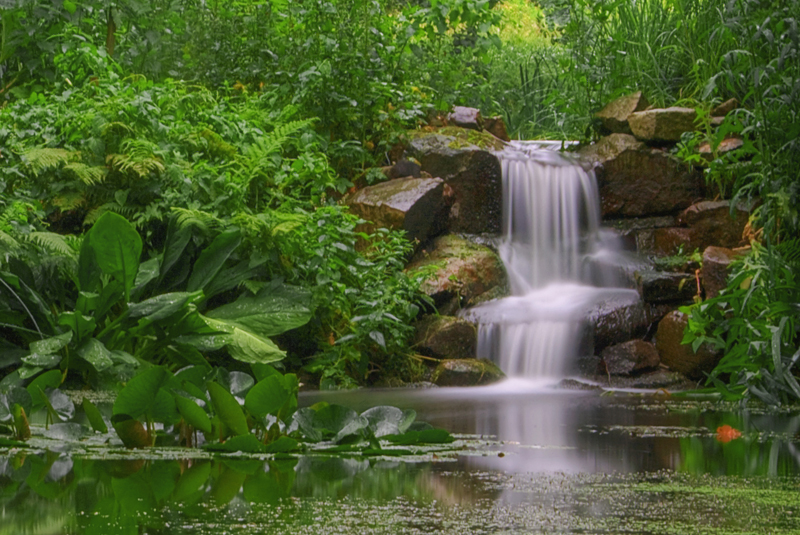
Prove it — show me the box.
[637,270,697,304]
[587,296,648,353]
[389,159,421,179]
[447,106,484,131]
[677,200,750,249]
[628,107,698,142]
[431,358,505,386]
[697,136,744,159]
[483,115,510,141]
[647,227,694,256]
[406,128,504,233]
[711,98,739,117]
[601,340,661,376]
[702,246,749,299]
[580,134,702,218]
[593,369,694,390]
[343,177,450,247]
[414,315,477,359]
[606,215,677,253]
[655,310,720,378]
[405,235,508,315]
[595,91,651,134]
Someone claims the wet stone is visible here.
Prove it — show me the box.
[655,310,720,378]
[637,270,697,304]
[414,315,477,360]
[702,245,749,299]
[431,358,505,386]
[601,340,661,376]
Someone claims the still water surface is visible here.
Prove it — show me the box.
[3,383,800,534]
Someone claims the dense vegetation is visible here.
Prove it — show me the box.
[0,0,798,420]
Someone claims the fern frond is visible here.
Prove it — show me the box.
[63,162,108,185]
[107,139,166,178]
[171,207,221,234]
[51,191,87,211]
[21,148,76,175]
[100,121,134,140]
[0,230,20,255]
[24,232,78,258]
[247,118,316,160]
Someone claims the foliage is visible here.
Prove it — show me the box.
[681,240,800,405]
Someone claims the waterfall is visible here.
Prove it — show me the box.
[463,141,639,380]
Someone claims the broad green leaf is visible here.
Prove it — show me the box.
[26,370,62,401]
[21,353,60,368]
[39,388,75,422]
[128,291,203,323]
[245,375,289,418]
[361,406,416,437]
[58,311,96,342]
[264,436,299,453]
[87,212,143,301]
[203,434,265,453]
[149,388,179,425]
[174,395,212,434]
[207,381,249,437]
[206,284,312,337]
[75,292,99,315]
[312,404,368,443]
[30,331,72,355]
[187,228,242,292]
[204,258,266,300]
[158,216,193,290]
[82,398,108,433]
[131,256,161,300]
[292,407,322,442]
[77,339,114,372]
[251,363,281,382]
[77,233,101,293]
[204,317,286,364]
[113,366,171,419]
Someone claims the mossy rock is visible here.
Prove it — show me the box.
[431,358,505,387]
[408,126,506,152]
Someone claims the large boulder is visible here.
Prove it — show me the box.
[406,128,505,234]
[431,358,505,386]
[600,340,660,376]
[628,107,698,142]
[343,177,450,248]
[595,91,651,134]
[655,310,720,378]
[587,296,648,353]
[414,315,477,359]
[406,235,508,315]
[702,246,749,299]
[711,98,739,117]
[579,134,702,218]
[677,200,750,249]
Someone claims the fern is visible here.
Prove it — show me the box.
[21,147,76,175]
[0,230,20,255]
[24,232,79,258]
[51,191,87,211]
[246,118,316,161]
[63,162,108,185]
[107,139,166,178]
[171,207,222,234]
[83,203,139,227]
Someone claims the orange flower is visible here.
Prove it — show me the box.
[716,424,742,443]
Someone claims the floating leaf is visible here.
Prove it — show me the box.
[204,434,266,453]
[384,428,454,445]
[361,406,416,437]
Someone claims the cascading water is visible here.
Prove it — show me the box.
[463,141,639,380]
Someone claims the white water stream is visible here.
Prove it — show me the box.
[463,141,639,380]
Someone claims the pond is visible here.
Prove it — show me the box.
[3,382,800,534]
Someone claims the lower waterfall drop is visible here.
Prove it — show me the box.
[463,141,640,380]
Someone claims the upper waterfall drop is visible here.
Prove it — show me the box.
[462,141,640,380]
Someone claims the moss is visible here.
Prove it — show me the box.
[407,126,506,151]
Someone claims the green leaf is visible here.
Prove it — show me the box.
[77,339,114,372]
[113,366,171,419]
[172,462,211,503]
[361,406,416,437]
[87,212,143,301]
[204,317,286,364]
[111,414,151,448]
[245,375,290,419]
[385,428,454,445]
[207,381,249,437]
[264,436,299,453]
[78,233,101,293]
[82,398,108,433]
[203,433,265,453]
[312,404,368,443]
[30,331,72,355]
[187,228,242,292]
[21,353,60,368]
[174,395,212,434]
[206,283,312,337]
[158,217,193,290]
[149,388,179,425]
[26,370,62,401]
[40,388,75,422]
[58,311,96,342]
[128,291,203,323]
